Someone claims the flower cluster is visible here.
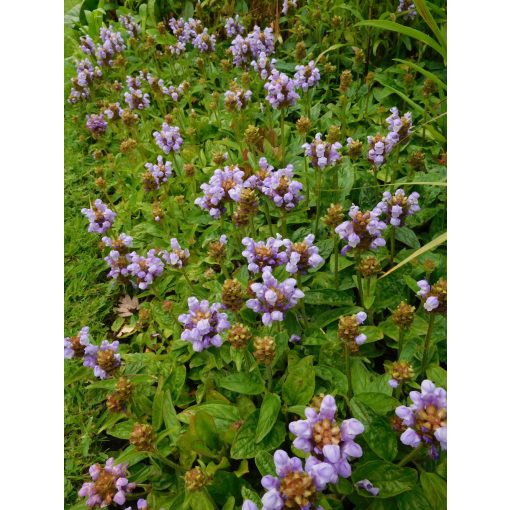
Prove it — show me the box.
[284,234,324,274]
[161,238,190,268]
[78,458,135,507]
[225,15,244,37]
[303,133,342,169]
[81,199,116,234]
[143,156,172,191]
[230,26,275,67]
[294,60,320,91]
[86,114,108,137]
[192,28,216,53]
[96,26,126,66]
[256,450,336,510]
[251,51,276,80]
[377,189,420,227]
[395,380,447,459]
[124,87,150,110]
[103,102,124,120]
[178,297,231,352]
[335,204,387,255]
[264,69,300,109]
[289,395,364,478]
[260,164,304,210]
[195,165,245,218]
[282,0,298,15]
[125,249,165,290]
[397,0,418,20]
[367,132,399,167]
[386,106,413,140]
[241,235,288,273]
[224,82,252,111]
[247,267,304,325]
[68,59,102,104]
[80,35,95,55]
[153,122,183,154]
[120,14,141,38]
[64,326,90,359]
[83,340,121,379]
[417,278,447,313]
[338,312,368,351]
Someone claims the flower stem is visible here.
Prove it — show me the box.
[304,155,310,205]
[334,238,340,290]
[398,445,423,467]
[152,452,185,473]
[266,364,273,394]
[398,326,405,358]
[389,227,396,266]
[344,343,353,400]
[181,268,195,293]
[421,313,436,378]
[280,109,286,164]
[314,168,323,237]
[263,200,275,236]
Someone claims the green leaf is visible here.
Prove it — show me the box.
[304,289,353,306]
[315,365,348,396]
[396,487,434,510]
[413,0,447,51]
[191,411,220,451]
[420,472,447,509]
[356,20,445,60]
[189,491,215,510]
[350,358,372,395]
[282,356,315,406]
[178,403,241,424]
[359,325,384,344]
[255,450,277,476]
[356,392,400,415]
[255,393,281,443]
[115,445,148,466]
[352,460,418,498]
[219,371,265,395]
[152,376,165,430]
[350,398,398,461]
[107,419,135,439]
[393,59,446,91]
[231,410,286,459]
[426,366,447,389]
[395,227,420,249]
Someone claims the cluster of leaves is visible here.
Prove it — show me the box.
[64,0,446,509]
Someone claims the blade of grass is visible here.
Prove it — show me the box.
[393,58,446,91]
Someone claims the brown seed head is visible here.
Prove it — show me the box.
[221,279,245,312]
[253,336,276,365]
[130,423,156,451]
[227,323,252,349]
[392,301,415,329]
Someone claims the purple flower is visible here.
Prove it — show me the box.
[120,14,141,38]
[80,35,95,55]
[260,450,336,509]
[377,189,420,227]
[289,395,364,478]
[224,84,253,111]
[153,123,183,154]
[169,18,193,44]
[386,106,413,140]
[283,234,324,274]
[264,69,300,109]
[168,41,186,55]
[125,249,165,290]
[247,267,304,325]
[192,28,216,52]
[397,0,417,20]
[81,199,116,234]
[178,297,231,352]
[294,60,320,91]
[395,380,447,459]
[95,26,125,66]
[417,279,447,313]
[104,250,132,280]
[86,114,107,136]
[124,87,150,110]
[367,133,399,167]
[355,479,380,496]
[125,500,149,510]
[335,204,387,255]
[251,51,277,80]
[241,234,288,273]
[64,327,90,358]
[126,74,143,89]
[83,340,121,379]
[241,501,258,510]
[225,15,244,37]
[68,59,102,104]
[247,25,275,58]
[230,34,251,67]
[78,458,135,507]
[103,102,124,120]
[260,164,303,210]
[161,238,190,268]
[143,156,172,191]
[282,0,298,14]
[303,133,342,170]
[195,165,245,218]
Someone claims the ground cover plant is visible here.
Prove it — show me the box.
[64,1,447,508]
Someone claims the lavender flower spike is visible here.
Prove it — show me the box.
[264,69,300,109]
[247,267,304,326]
[86,114,107,137]
[78,457,135,507]
[64,326,90,358]
[294,60,320,91]
[289,395,364,478]
[377,189,420,227]
[303,133,342,170]
[161,238,190,268]
[81,199,116,234]
[260,164,303,210]
[83,340,121,379]
[125,249,165,290]
[395,379,447,460]
[260,449,336,509]
[225,15,244,38]
[241,234,288,273]
[178,297,230,352]
[153,123,183,154]
[283,234,324,274]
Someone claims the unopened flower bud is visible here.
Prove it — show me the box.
[409,151,426,171]
[347,139,363,160]
[253,336,276,365]
[323,203,344,230]
[353,47,365,64]
[96,177,106,188]
[295,41,307,60]
[365,71,375,85]
[423,78,437,97]
[244,124,263,146]
[184,163,195,177]
[388,361,415,388]
[357,255,381,277]
[129,423,156,451]
[324,62,336,74]
[332,15,342,28]
[338,312,367,352]
[184,467,209,492]
[340,70,353,93]
[296,116,312,135]
[221,279,244,312]
[221,59,232,72]
[163,300,173,312]
[120,138,137,154]
[326,125,341,144]
[227,323,252,349]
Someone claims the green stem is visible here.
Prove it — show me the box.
[266,364,273,394]
[398,327,404,358]
[263,200,275,236]
[280,109,286,164]
[398,445,423,467]
[314,169,323,237]
[345,343,352,400]
[181,268,195,293]
[304,155,310,205]
[389,227,396,266]
[280,209,287,236]
[333,164,339,202]
[421,313,436,377]
[152,452,185,472]
[334,238,340,290]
